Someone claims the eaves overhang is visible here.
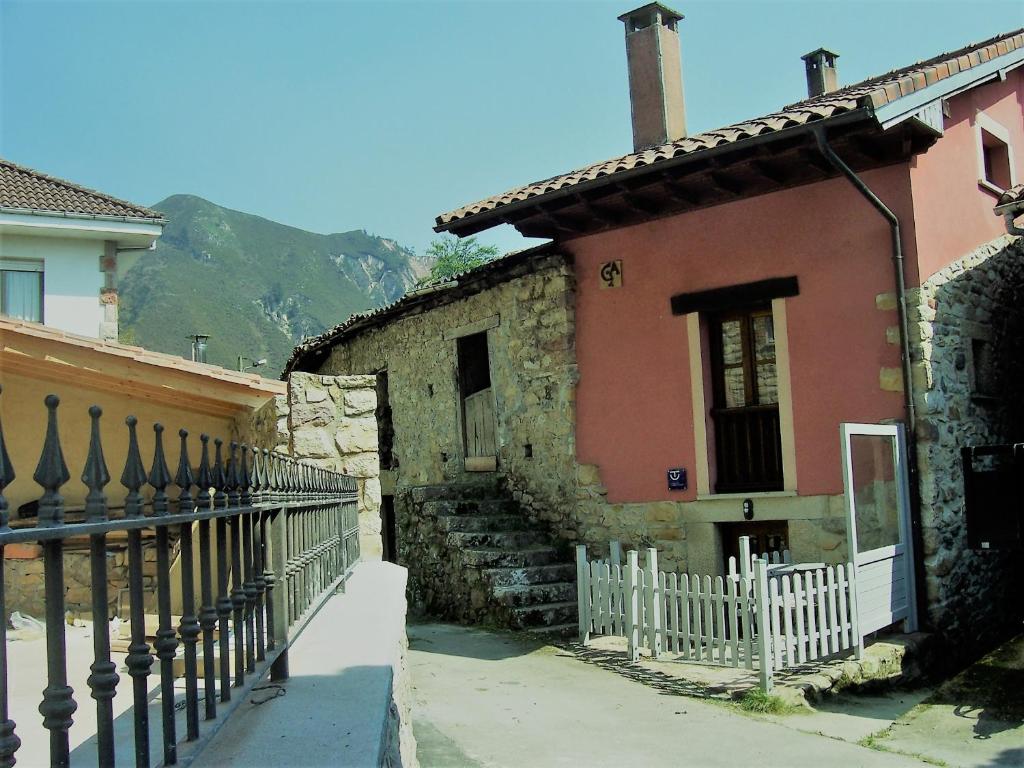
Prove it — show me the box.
[0,208,165,249]
[875,46,1024,131]
[435,109,876,237]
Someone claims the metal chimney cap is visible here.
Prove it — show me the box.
[801,48,840,63]
[618,3,684,30]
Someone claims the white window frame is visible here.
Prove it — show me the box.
[0,258,44,323]
[974,111,1017,195]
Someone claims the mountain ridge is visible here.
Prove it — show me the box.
[118,194,430,375]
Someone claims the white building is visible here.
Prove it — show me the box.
[0,159,164,341]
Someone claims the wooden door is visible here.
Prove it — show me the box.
[457,332,497,472]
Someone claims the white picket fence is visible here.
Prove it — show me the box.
[576,538,860,691]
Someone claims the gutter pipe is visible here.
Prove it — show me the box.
[999,210,1024,237]
[813,126,928,627]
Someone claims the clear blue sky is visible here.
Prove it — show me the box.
[2,1,1021,255]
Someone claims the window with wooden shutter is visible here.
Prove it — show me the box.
[710,306,783,493]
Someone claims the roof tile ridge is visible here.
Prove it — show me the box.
[0,156,166,220]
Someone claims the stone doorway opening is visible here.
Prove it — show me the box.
[457,331,497,472]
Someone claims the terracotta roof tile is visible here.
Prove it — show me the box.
[0,158,164,221]
[436,28,1024,231]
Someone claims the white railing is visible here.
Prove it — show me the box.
[576,537,860,692]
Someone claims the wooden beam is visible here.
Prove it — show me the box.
[573,194,625,228]
[798,147,834,177]
[708,170,746,196]
[614,185,664,215]
[749,158,791,185]
[659,173,702,205]
[536,204,587,235]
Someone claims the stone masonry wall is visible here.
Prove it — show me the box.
[320,255,578,554]
[908,233,1024,649]
[287,372,382,559]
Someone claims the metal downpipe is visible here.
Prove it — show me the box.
[813,126,927,627]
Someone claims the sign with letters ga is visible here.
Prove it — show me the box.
[667,468,687,491]
[599,260,622,289]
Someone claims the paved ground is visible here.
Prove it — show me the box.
[408,623,924,768]
[865,633,1024,768]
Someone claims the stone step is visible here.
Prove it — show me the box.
[484,563,576,588]
[462,546,562,569]
[421,499,519,517]
[492,581,576,607]
[448,530,549,549]
[510,600,578,629]
[410,481,504,504]
[437,514,525,533]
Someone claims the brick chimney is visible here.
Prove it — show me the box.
[801,48,840,98]
[618,3,686,151]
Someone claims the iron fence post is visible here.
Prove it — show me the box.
[269,505,290,681]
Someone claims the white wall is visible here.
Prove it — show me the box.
[0,233,103,337]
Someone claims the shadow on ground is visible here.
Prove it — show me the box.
[407,621,548,662]
[928,633,1024,739]
[558,641,720,699]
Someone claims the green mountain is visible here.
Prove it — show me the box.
[118,195,430,375]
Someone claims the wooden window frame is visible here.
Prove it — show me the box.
[708,304,783,494]
[709,306,776,409]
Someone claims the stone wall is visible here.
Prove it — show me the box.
[319,254,578,549]
[908,233,1024,648]
[574,463,849,576]
[241,392,289,454]
[287,372,382,559]
[5,543,159,619]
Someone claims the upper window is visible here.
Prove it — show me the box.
[0,260,43,323]
[709,306,783,493]
[975,113,1016,194]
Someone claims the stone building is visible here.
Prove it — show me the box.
[288,8,1024,649]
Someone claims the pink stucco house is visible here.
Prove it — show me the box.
[290,6,1024,649]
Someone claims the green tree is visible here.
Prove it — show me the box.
[425,235,499,282]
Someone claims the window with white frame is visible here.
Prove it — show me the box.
[975,112,1016,193]
[0,260,43,323]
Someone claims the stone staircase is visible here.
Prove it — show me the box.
[402,479,577,633]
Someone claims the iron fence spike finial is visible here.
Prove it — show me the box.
[149,424,172,517]
[226,442,240,506]
[34,394,71,526]
[267,450,278,493]
[0,384,15,531]
[176,428,195,510]
[240,445,251,505]
[82,405,111,522]
[213,438,226,507]
[121,416,147,518]
[197,433,212,508]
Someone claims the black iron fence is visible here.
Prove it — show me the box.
[0,388,360,767]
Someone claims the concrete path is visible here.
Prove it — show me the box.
[409,623,924,768]
[192,561,409,767]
